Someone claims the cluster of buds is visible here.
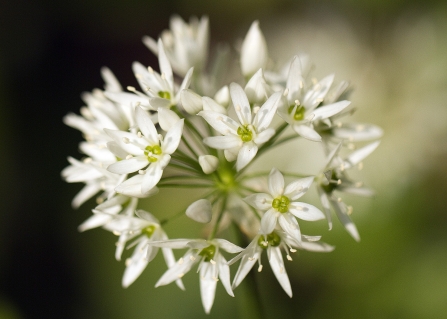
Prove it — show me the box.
[63,15,382,313]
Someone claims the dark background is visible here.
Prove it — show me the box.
[1,0,447,318]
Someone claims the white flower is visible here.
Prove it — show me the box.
[277,56,350,141]
[106,107,184,195]
[151,238,243,314]
[228,231,333,297]
[244,68,272,106]
[199,83,282,171]
[105,39,193,111]
[244,168,325,242]
[143,15,209,77]
[103,210,184,289]
[317,142,380,241]
[240,21,268,78]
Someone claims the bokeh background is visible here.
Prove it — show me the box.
[1,0,447,318]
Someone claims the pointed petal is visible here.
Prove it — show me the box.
[199,111,239,135]
[115,175,159,198]
[268,168,285,197]
[213,239,244,253]
[181,89,203,114]
[203,96,227,114]
[236,142,258,171]
[332,123,383,141]
[311,100,350,121]
[107,156,148,174]
[243,193,272,210]
[330,198,360,242]
[204,135,241,150]
[200,262,217,313]
[141,163,163,193]
[230,83,251,125]
[317,188,333,230]
[289,202,325,221]
[292,124,322,142]
[260,209,277,234]
[278,214,301,242]
[217,254,234,296]
[240,21,268,77]
[158,107,180,131]
[254,128,275,144]
[122,240,151,287]
[268,247,292,297]
[162,120,184,154]
[345,141,380,168]
[231,250,259,289]
[253,92,282,131]
[157,39,174,92]
[284,176,314,200]
[198,155,219,174]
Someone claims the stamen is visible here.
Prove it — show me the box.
[137,132,143,138]
[290,248,297,253]
[113,231,121,236]
[96,197,104,204]
[253,106,260,114]
[127,86,136,92]
[122,137,130,144]
[258,265,263,272]
[135,102,141,107]
[161,73,166,80]
[299,81,304,89]
[294,99,300,105]
[248,257,254,261]
[148,67,154,73]
[336,122,343,128]
[287,255,293,261]
[212,276,219,282]
[138,170,145,175]
[125,258,132,266]
[337,179,342,185]
[178,258,184,265]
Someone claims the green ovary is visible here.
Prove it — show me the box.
[144,145,162,162]
[158,91,171,100]
[258,232,281,249]
[272,195,290,213]
[199,245,216,262]
[288,104,305,121]
[142,225,156,238]
[237,125,253,142]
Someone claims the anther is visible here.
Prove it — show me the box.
[148,67,154,73]
[178,258,184,265]
[337,179,342,185]
[125,258,132,266]
[135,73,142,79]
[137,132,143,138]
[177,273,184,278]
[290,248,297,253]
[190,255,196,261]
[126,155,133,160]
[127,86,136,92]
[337,197,342,202]
[299,81,304,89]
[253,106,260,114]
[113,231,121,236]
[283,88,289,96]
[258,265,263,272]
[96,197,104,204]
[138,170,145,175]
[122,137,130,144]
[248,257,254,261]
[294,99,300,105]
[216,116,223,121]
[83,157,92,163]
[336,122,342,128]
[212,277,219,282]
[135,101,141,107]
[287,255,293,261]
[161,73,166,80]
[210,259,216,265]
[347,206,353,215]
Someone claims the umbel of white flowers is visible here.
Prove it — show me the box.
[62,15,382,314]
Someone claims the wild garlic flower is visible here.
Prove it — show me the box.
[143,15,209,77]
[151,239,243,313]
[63,16,382,313]
[317,142,380,241]
[200,83,282,171]
[244,168,325,242]
[106,107,183,195]
[229,231,333,297]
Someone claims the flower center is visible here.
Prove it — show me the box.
[237,125,253,142]
[257,232,281,249]
[142,225,156,238]
[144,145,162,162]
[199,244,216,262]
[288,104,305,121]
[158,91,171,100]
[272,195,290,213]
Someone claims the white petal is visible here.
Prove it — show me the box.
[213,85,230,107]
[311,100,350,121]
[181,89,203,114]
[150,239,192,248]
[104,129,145,156]
[148,97,171,109]
[105,91,150,107]
[107,156,148,174]
[244,68,270,104]
[78,213,113,232]
[253,92,282,131]
[213,239,244,253]
[330,198,360,242]
[141,163,164,193]
[332,123,383,141]
[345,141,380,168]
[162,120,184,154]
[278,214,301,242]
[175,67,194,101]
[292,124,322,141]
[204,135,241,150]
[185,199,212,223]
[254,128,275,144]
[155,251,196,287]
[157,39,174,92]
[260,209,277,234]
[203,96,227,114]
[243,193,272,210]
[115,175,159,198]
[289,202,325,221]
[240,21,268,78]
[301,241,335,252]
[230,83,251,125]
[101,66,122,92]
[317,188,332,230]
[224,147,240,162]
[122,240,151,288]
[158,107,180,131]
[236,142,258,171]
[268,247,292,297]
[199,111,239,135]
[286,56,305,102]
[284,176,314,200]
[231,250,259,289]
[198,155,219,174]
[268,168,285,197]
[200,262,217,314]
[217,255,234,296]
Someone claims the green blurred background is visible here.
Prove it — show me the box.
[1,0,447,318]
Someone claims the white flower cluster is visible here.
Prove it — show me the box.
[63,15,382,313]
